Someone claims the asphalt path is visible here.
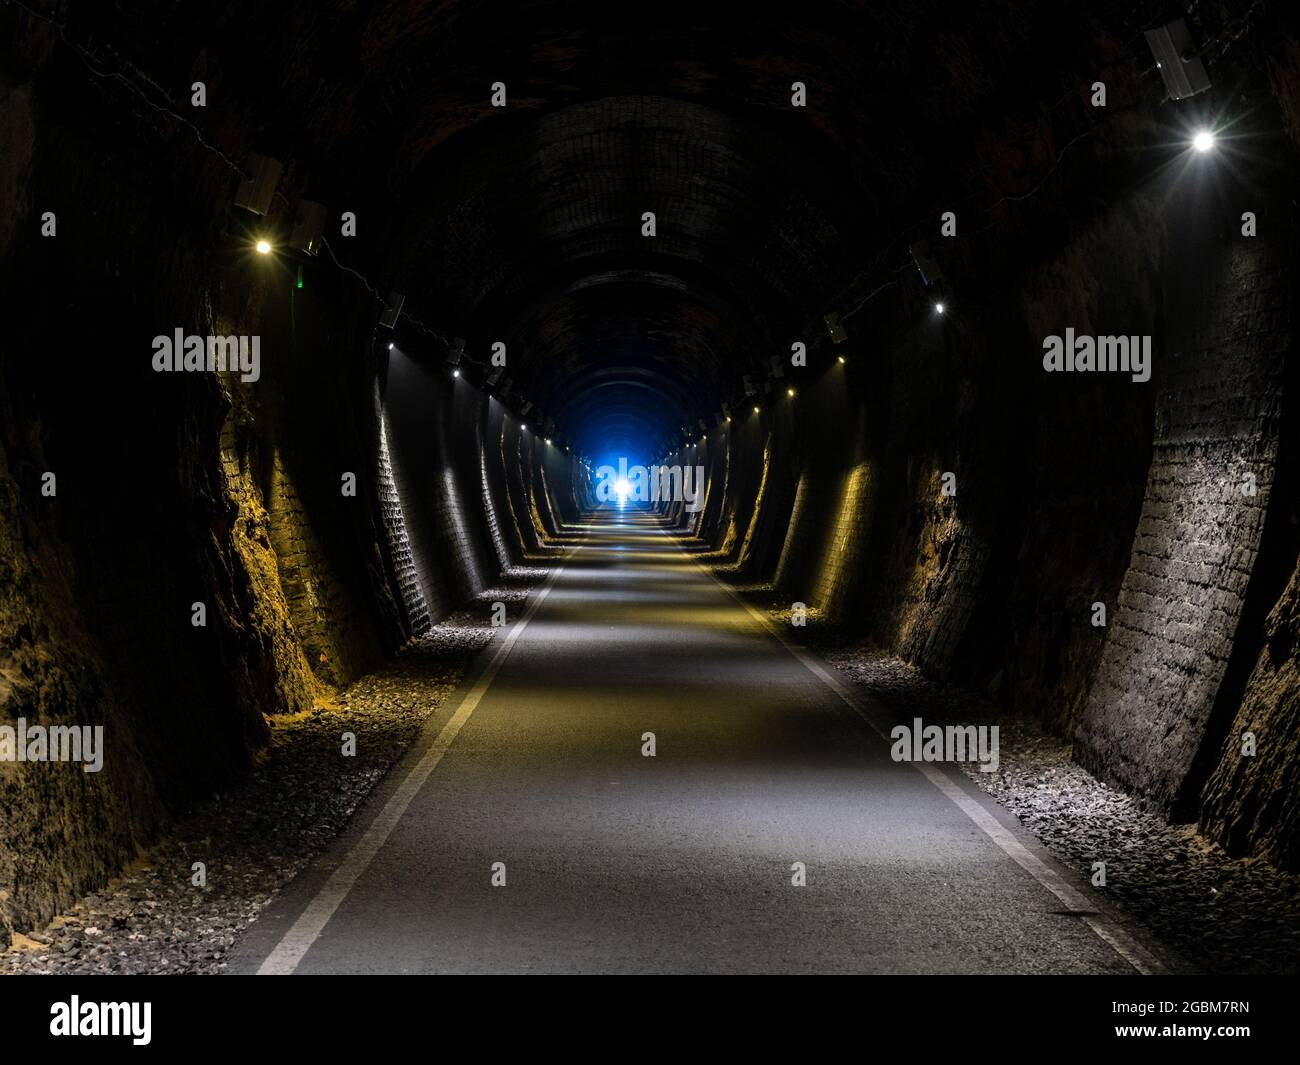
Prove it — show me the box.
[233,510,1166,974]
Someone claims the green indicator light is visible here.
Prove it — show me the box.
[296,265,303,289]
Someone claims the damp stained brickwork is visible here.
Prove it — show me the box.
[1075,228,1294,816]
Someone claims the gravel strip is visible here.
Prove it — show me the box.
[755,597,1300,975]
[2,578,546,976]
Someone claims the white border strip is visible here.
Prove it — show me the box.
[673,531,1163,975]
[257,553,572,975]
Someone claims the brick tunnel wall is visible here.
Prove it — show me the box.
[0,34,391,938]
[380,348,500,624]
[1073,218,1295,819]
[688,130,1300,871]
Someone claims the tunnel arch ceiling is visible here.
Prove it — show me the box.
[294,1,1145,461]
[377,93,869,458]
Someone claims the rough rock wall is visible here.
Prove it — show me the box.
[0,403,165,946]
[1200,547,1300,870]
[0,18,392,938]
[857,310,995,681]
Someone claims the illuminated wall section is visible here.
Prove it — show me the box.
[478,401,513,569]
[735,434,772,568]
[809,461,872,621]
[376,406,432,636]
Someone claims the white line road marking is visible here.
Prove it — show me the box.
[672,526,1162,975]
[257,551,573,975]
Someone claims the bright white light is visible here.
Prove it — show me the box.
[452,368,460,377]
[387,342,394,350]
[1193,130,1215,153]
[934,302,946,315]
[255,239,271,255]
[614,477,630,504]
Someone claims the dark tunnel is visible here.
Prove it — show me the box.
[2,0,1300,1002]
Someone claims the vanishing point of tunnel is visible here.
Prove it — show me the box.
[2,0,1300,1018]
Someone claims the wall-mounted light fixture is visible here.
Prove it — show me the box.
[289,200,327,255]
[378,292,404,329]
[446,337,465,373]
[1145,18,1211,100]
[234,153,282,216]
[909,240,944,289]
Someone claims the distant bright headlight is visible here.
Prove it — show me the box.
[1192,130,1215,153]
[255,239,272,255]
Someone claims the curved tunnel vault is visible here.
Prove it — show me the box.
[1,0,1300,981]
[383,91,862,459]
